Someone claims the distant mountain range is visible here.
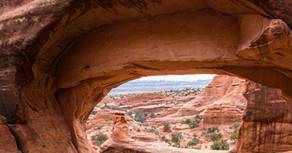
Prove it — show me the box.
[109,79,212,95]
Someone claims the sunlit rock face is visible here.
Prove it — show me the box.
[110,112,130,142]
[0,0,291,152]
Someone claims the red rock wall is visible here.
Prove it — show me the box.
[237,82,292,153]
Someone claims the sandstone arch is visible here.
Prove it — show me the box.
[0,1,292,153]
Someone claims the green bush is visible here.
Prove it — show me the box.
[211,139,229,150]
[147,126,160,136]
[91,133,108,146]
[207,127,219,134]
[183,118,192,125]
[210,132,223,141]
[195,114,202,121]
[171,132,183,144]
[230,122,240,141]
[183,115,202,128]
[163,122,172,132]
[161,136,171,144]
[133,112,147,123]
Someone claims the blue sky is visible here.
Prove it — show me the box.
[137,74,215,82]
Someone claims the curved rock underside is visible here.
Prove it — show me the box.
[0,0,292,153]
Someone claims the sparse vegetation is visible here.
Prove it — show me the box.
[171,132,183,147]
[210,131,223,141]
[183,115,202,128]
[161,136,171,144]
[203,127,230,150]
[171,132,182,143]
[133,112,147,123]
[88,87,244,151]
[163,122,172,132]
[211,139,229,150]
[207,127,219,134]
[187,135,198,146]
[91,133,108,146]
[230,122,240,142]
[147,126,160,136]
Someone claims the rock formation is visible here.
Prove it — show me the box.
[95,75,292,152]
[237,82,292,153]
[87,75,246,151]
[87,75,292,152]
[0,0,292,153]
[110,112,130,142]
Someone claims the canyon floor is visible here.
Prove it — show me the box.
[86,75,246,152]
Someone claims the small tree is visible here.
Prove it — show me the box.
[91,133,108,146]
[163,122,172,132]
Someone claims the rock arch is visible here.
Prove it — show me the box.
[0,0,291,153]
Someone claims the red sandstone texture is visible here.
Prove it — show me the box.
[1,1,292,153]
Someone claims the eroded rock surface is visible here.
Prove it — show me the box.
[237,82,292,153]
[0,115,20,153]
[0,0,292,153]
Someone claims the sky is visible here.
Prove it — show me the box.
[136,74,215,82]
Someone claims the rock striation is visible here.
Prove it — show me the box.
[237,82,292,153]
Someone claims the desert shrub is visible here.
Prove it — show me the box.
[195,114,202,121]
[171,132,183,143]
[189,120,199,128]
[183,115,202,128]
[161,136,171,144]
[210,132,223,141]
[187,136,198,146]
[163,122,172,132]
[211,139,229,150]
[203,128,222,142]
[207,127,219,134]
[183,118,192,124]
[147,126,160,136]
[230,122,240,141]
[91,133,108,146]
[133,112,147,123]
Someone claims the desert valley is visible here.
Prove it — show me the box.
[86,75,250,152]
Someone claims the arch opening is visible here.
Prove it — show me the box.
[84,74,292,153]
